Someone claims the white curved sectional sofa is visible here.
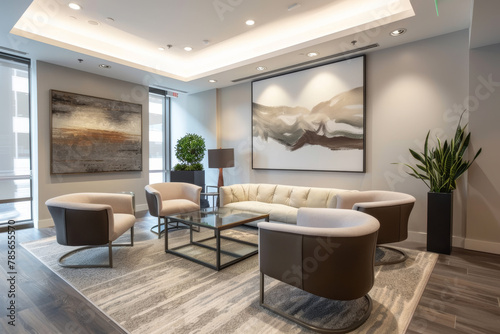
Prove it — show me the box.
[219,183,355,224]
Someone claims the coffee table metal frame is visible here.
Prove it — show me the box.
[164,208,269,271]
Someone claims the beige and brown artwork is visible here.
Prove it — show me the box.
[50,90,142,174]
[252,56,365,172]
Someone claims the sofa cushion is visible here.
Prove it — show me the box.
[307,188,335,208]
[230,184,248,203]
[256,184,277,203]
[225,201,298,224]
[273,185,293,206]
[247,184,260,201]
[289,187,310,208]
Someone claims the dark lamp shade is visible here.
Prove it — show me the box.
[208,148,234,168]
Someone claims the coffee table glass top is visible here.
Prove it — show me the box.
[166,207,269,230]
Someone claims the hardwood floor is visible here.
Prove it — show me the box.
[0,223,127,333]
[1,214,499,333]
[405,244,500,334]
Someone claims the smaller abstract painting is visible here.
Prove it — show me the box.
[252,56,365,172]
[50,90,142,174]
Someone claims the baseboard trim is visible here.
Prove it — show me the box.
[407,231,465,248]
[37,218,54,228]
[136,204,148,212]
[464,238,500,255]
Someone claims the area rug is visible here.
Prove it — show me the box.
[22,220,437,334]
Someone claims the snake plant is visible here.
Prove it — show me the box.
[399,112,482,193]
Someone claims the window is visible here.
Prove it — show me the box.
[0,53,32,226]
[149,88,170,183]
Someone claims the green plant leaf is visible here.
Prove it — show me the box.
[393,110,482,193]
[174,133,206,170]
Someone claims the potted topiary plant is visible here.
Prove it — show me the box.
[172,133,206,171]
[170,133,208,207]
[397,111,482,254]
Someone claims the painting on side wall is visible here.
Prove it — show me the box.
[50,90,142,174]
[252,55,366,172]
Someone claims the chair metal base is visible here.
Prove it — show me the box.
[260,272,372,333]
[58,227,134,268]
[375,245,407,266]
[150,217,193,238]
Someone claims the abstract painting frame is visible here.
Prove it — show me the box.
[252,55,366,172]
[50,90,142,174]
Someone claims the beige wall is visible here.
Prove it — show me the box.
[36,61,150,227]
[466,43,500,254]
[218,30,471,245]
[36,62,219,228]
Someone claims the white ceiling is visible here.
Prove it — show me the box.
[0,0,491,95]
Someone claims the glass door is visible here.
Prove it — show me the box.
[148,88,170,184]
[0,53,32,226]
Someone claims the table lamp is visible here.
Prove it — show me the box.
[208,148,234,188]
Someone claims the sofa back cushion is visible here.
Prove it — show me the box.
[307,188,339,208]
[256,184,277,203]
[289,187,309,208]
[230,184,247,203]
[220,183,350,209]
[273,185,293,206]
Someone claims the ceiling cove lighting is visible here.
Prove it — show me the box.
[307,52,319,57]
[390,28,407,37]
[68,3,81,10]
[245,19,255,26]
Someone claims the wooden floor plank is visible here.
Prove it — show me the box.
[411,304,456,328]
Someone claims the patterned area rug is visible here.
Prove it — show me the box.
[22,220,437,334]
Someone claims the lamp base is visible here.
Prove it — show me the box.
[218,168,224,188]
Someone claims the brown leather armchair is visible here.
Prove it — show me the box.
[336,190,416,265]
[258,208,379,333]
[45,192,136,268]
[145,182,201,238]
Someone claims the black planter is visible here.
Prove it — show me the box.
[427,192,453,255]
[170,170,209,208]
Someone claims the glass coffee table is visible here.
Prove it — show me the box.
[165,207,269,271]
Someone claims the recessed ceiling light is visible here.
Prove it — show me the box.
[390,28,407,37]
[158,47,165,51]
[256,66,267,71]
[246,20,255,26]
[307,52,319,57]
[184,46,193,51]
[88,20,99,26]
[106,17,115,22]
[208,79,217,83]
[68,3,81,10]
[99,64,111,69]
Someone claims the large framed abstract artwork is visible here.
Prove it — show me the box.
[50,90,142,174]
[252,55,366,172]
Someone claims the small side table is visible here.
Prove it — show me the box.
[201,192,219,208]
